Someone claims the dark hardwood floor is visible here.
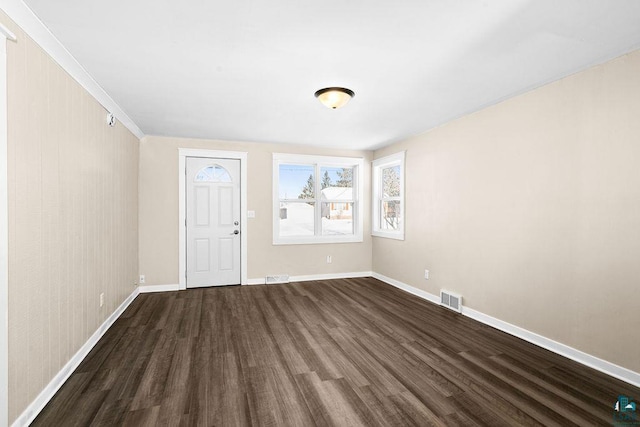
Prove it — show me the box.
[33,277,638,426]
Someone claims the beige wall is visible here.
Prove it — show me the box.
[3,12,139,423]
[374,49,640,373]
[139,136,372,285]
[4,4,638,422]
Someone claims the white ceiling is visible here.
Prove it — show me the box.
[22,0,640,150]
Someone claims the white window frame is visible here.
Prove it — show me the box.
[372,151,405,240]
[273,153,364,245]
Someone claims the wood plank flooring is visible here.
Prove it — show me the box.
[33,277,639,426]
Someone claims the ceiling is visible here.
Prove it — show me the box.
[22,0,640,150]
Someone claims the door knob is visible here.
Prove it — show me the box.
[231,230,240,235]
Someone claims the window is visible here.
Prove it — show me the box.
[372,151,405,240]
[273,153,364,244]
[194,165,232,182]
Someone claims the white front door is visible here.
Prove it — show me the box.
[186,157,241,287]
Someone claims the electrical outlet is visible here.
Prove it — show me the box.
[247,210,256,218]
[326,255,332,264]
[424,269,429,280]
[100,293,104,307]
[139,275,145,284]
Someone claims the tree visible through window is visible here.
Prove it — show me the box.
[299,173,315,200]
[373,152,405,240]
[273,154,364,244]
[381,165,401,230]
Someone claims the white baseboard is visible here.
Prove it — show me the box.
[372,272,440,305]
[146,274,375,288]
[138,283,179,293]
[11,287,140,427]
[248,271,374,286]
[461,306,640,388]
[15,272,636,427]
[372,272,640,389]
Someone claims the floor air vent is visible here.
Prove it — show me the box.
[265,274,290,284]
[440,290,462,313]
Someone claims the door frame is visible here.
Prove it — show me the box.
[178,148,248,289]
[0,24,16,427]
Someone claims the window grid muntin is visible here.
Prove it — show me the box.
[274,154,363,244]
[194,164,233,182]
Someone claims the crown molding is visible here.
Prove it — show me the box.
[0,0,145,139]
[0,23,16,42]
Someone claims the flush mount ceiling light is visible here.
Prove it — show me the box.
[314,87,355,109]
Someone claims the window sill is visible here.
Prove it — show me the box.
[273,235,364,245]
[371,230,405,241]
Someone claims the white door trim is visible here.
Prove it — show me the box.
[0,23,16,427]
[178,149,248,289]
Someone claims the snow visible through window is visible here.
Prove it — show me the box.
[273,154,364,244]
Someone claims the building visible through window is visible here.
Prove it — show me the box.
[273,154,364,244]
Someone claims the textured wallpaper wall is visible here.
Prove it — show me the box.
[2,11,139,423]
